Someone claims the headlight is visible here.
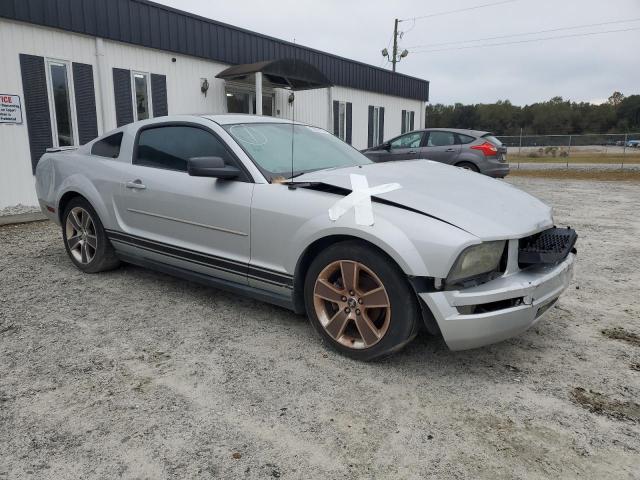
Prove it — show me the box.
[446,241,506,285]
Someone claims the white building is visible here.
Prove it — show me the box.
[0,0,429,209]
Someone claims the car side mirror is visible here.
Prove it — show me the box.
[382,142,391,151]
[187,156,240,179]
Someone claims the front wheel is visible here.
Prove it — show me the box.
[304,241,420,360]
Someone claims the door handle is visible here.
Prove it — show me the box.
[408,150,418,154]
[446,148,455,152]
[126,179,146,190]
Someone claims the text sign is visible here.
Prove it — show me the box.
[0,94,23,124]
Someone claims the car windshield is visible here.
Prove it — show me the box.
[223,123,371,180]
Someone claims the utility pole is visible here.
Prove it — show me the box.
[381,19,408,72]
[392,18,399,72]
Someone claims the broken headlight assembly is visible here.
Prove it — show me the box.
[446,240,506,287]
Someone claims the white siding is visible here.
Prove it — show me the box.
[331,86,424,150]
[274,86,424,150]
[99,38,230,130]
[0,19,97,208]
[0,18,426,209]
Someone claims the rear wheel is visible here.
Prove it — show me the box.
[62,197,120,273]
[455,161,479,172]
[304,241,419,360]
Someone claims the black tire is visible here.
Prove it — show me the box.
[61,197,120,273]
[304,240,420,361]
[455,161,479,173]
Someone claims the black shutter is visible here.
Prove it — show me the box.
[72,62,98,144]
[333,100,339,136]
[19,54,52,173]
[379,107,385,145]
[401,109,406,133]
[410,111,415,131]
[113,68,133,127]
[367,105,374,148]
[345,102,352,145]
[151,73,168,117]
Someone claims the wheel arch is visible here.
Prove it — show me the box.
[58,191,85,223]
[292,234,414,314]
[55,175,111,227]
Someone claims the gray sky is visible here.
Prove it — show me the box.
[154,0,640,106]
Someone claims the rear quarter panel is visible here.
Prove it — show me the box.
[35,150,131,228]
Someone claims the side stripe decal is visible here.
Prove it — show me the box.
[105,230,293,288]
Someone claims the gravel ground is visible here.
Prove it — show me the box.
[1,177,639,479]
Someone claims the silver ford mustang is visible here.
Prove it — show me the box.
[35,114,577,360]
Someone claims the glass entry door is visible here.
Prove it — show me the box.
[226,90,273,116]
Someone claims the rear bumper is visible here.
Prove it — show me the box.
[419,253,575,350]
[482,159,510,178]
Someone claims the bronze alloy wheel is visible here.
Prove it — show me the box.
[65,206,98,264]
[313,260,391,349]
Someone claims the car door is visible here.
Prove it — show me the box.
[387,131,425,161]
[419,130,461,164]
[112,122,253,285]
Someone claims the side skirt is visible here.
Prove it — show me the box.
[117,252,296,312]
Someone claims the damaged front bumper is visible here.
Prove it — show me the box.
[420,253,575,350]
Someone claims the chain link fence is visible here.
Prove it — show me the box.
[495,132,640,169]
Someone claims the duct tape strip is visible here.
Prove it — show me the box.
[328,174,401,226]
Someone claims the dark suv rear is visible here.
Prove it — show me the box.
[361,128,509,178]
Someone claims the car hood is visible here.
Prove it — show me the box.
[295,160,553,240]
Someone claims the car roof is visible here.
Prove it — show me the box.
[201,114,295,125]
[422,128,491,137]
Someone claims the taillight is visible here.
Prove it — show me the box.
[471,141,498,156]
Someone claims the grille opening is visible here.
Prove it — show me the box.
[456,297,525,315]
[519,227,577,268]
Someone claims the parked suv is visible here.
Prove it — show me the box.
[362,128,509,178]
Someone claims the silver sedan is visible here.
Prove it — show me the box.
[35,115,575,360]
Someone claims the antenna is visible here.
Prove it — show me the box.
[290,94,295,179]
[289,58,296,180]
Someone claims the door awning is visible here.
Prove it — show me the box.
[216,59,332,90]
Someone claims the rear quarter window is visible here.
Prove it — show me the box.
[91,132,124,158]
[456,133,476,144]
[483,134,503,146]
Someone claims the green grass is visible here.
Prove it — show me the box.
[509,169,640,182]
[509,154,640,164]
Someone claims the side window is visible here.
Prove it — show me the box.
[134,125,234,172]
[390,132,422,149]
[456,133,476,144]
[426,131,456,147]
[91,132,123,158]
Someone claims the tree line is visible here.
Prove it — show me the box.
[425,92,640,136]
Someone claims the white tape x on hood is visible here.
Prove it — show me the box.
[328,174,401,226]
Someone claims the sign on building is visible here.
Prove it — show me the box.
[0,94,23,124]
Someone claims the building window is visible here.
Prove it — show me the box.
[401,110,415,134]
[338,102,346,141]
[46,60,77,147]
[372,106,381,146]
[132,72,152,121]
